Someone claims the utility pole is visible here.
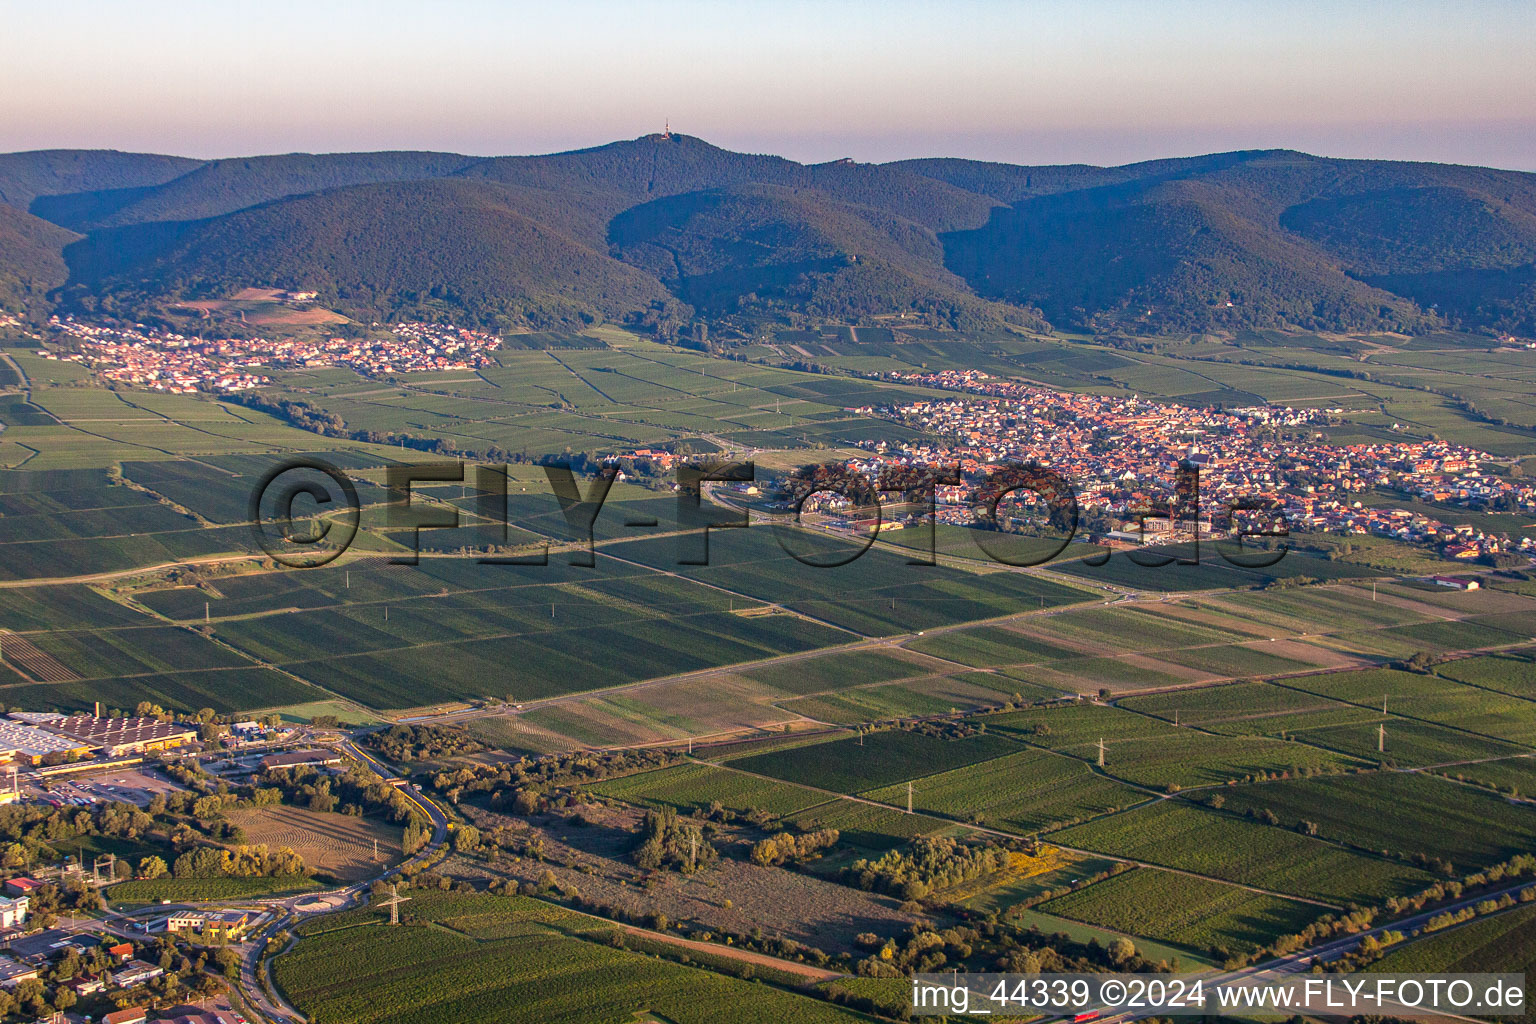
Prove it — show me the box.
[906,781,913,814]
[1378,723,1385,753]
[1097,737,1105,767]
[205,602,210,622]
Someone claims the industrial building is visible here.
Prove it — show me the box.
[41,716,198,757]
[0,720,91,765]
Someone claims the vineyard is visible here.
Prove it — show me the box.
[725,728,1022,793]
[862,748,1144,833]
[1049,801,1434,905]
[586,763,827,817]
[1438,652,1536,699]
[1210,772,1536,867]
[1282,669,1536,745]
[1084,731,1364,789]
[113,875,322,903]
[785,798,950,847]
[1040,868,1320,956]
[274,892,871,1024]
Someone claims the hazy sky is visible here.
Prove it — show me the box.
[5,0,1535,168]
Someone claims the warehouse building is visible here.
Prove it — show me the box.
[0,720,92,765]
[41,716,198,757]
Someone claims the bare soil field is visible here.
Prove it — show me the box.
[227,805,401,881]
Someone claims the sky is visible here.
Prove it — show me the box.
[5,0,1535,169]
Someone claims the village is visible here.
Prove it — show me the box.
[40,317,503,393]
[829,369,1536,563]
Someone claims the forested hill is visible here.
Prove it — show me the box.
[6,135,1536,336]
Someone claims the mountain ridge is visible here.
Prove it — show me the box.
[4,135,1535,336]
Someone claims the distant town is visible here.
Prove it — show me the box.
[823,370,1536,563]
[43,317,503,393]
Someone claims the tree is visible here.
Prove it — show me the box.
[139,856,168,880]
[214,947,241,979]
[1108,937,1137,964]
[453,825,481,853]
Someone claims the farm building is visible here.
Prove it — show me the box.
[1430,575,1481,590]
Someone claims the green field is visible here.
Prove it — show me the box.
[1211,771,1536,867]
[1040,867,1320,956]
[1281,669,1536,745]
[1369,902,1536,1024]
[776,674,1020,724]
[275,891,870,1024]
[1050,801,1433,905]
[863,748,1146,833]
[586,762,827,817]
[785,798,953,848]
[724,727,1023,793]
[1439,652,1536,698]
[739,648,931,695]
[112,875,322,903]
[1084,731,1365,789]
[1118,681,1379,735]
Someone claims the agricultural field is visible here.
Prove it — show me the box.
[226,805,403,882]
[603,527,1093,638]
[275,891,870,1024]
[199,555,857,709]
[1369,901,1536,1024]
[112,875,323,903]
[785,798,953,848]
[1438,652,1536,698]
[586,762,827,817]
[1039,867,1320,956]
[1280,668,1536,745]
[1118,682,1380,735]
[1083,731,1365,790]
[905,624,1088,668]
[1288,717,1528,768]
[775,674,1018,725]
[1050,801,1434,905]
[1048,545,1382,593]
[862,748,1147,833]
[723,727,1023,794]
[955,849,1120,914]
[985,703,1183,748]
[1210,771,1536,867]
[738,647,935,695]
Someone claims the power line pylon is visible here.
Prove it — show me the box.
[378,883,411,926]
